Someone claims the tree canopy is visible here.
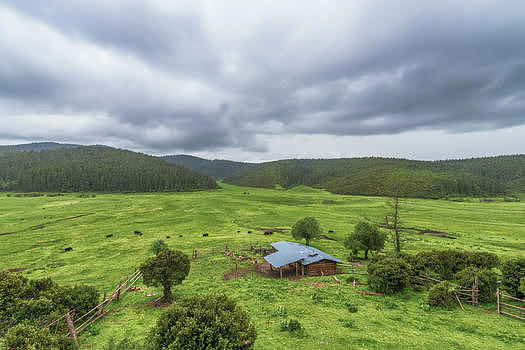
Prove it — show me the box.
[344,221,385,259]
[140,250,190,302]
[291,217,321,246]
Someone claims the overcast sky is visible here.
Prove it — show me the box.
[1,1,524,162]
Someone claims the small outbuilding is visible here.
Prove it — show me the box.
[264,241,342,278]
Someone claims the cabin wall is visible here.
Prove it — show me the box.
[305,260,337,276]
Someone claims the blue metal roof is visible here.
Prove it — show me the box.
[264,241,342,268]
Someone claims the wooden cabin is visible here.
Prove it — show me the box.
[264,241,341,277]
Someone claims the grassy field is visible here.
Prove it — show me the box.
[1,183,524,349]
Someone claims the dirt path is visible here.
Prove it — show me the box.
[0,213,95,236]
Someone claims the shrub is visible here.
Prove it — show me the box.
[103,337,143,350]
[426,281,456,308]
[146,295,256,349]
[346,303,358,313]
[454,267,498,303]
[466,252,499,269]
[368,257,410,294]
[280,319,302,332]
[501,258,525,298]
[140,249,190,302]
[4,323,75,350]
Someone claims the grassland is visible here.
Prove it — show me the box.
[1,183,524,349]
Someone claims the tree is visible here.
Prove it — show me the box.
[344,221,385,259]
[146,294,256,350]
[140,250,190,302]
[367,257,410,294]
[149,239,169,255]
[291,217,321,246]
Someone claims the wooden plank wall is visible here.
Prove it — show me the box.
[306,260,337,276]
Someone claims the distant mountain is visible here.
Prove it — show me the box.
[0,142,81,153]
[224,156,525,198]
[0,146,218,192]
[161,154,255,179]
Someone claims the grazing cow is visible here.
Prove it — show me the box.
[237,230,241,233]
[105,234,113,238]
[264,231,273,235]
[328,229,334,233]
[202,233,209,237]
[179,234,183,237]
[134,230,142,235]
[166,236,170,239]
[247,231,252,234]
[64,247,73,252]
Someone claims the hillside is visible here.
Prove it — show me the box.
[0,146,218,192]
[160,154,255,179]
[0,142,80,153]
[224,156,524,198]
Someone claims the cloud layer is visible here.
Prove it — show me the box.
[1,1,524,157]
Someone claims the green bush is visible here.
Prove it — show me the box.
[103,337,143,350]
[408,250,499,280]
[4,323,76,350]
[426,281,456,308]
[368,257,410,294]
[346,303,358,313]
[454,267,498,303]
[146,294,256,349]
[501,258,525,298]
[280,319,302,332]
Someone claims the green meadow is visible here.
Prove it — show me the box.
[1,183,524,349]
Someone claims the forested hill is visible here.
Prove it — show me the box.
[0,146,218,192]
[0,142,80,153]
[160,154,255,179]
[224,156,525,198]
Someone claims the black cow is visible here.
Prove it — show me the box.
[237,230,241,233]
[105,234,113,238]
[166,236,170,239]
[328,230,334,233]
[134,230,142,235]
[202,233,209,237]
[264,231,273,235]
[247,231,252,234]
[64,247,73,252]
[179,234,183,237]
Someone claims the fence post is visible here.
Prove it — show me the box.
[101,292,107,314]
[65,312,79,348]
[497,288,501,314]
[472,276,479,306]
[117,279,122,301]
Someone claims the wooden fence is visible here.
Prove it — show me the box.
[337,262,367,275]
[411,274,479,307]
[44,268,142,348]
[497,288,525,321]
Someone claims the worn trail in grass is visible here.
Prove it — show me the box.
[0,184,524,349]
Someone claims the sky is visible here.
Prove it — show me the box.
[0,1,524,162]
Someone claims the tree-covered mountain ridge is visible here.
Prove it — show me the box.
[160,154,255,179]
[222,155,525,198]
[0,146,218,192]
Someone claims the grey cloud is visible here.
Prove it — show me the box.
[0,1,525,155]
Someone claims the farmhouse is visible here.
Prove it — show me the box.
[264,241,342,278]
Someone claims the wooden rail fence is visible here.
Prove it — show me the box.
[497,288,525,321]
[44,268,142,348]
[337,262,367,275]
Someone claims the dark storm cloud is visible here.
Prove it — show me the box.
[1,1,525,153]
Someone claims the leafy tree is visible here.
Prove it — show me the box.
[140,250,190,302]
[291,217,321,246]
[150,239,169,255]
[426,281,456,308]
[146,294,256,350]
[344,221,385,259]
